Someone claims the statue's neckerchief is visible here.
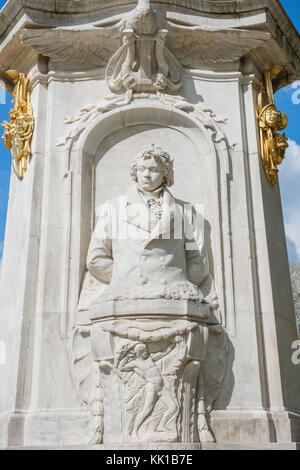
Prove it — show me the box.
[136,184,164,219]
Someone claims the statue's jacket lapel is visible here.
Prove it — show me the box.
[122,185,181,241]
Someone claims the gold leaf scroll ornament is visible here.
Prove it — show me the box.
[1,70,34,179]
[258,66,288,185]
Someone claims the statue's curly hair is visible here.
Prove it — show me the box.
[130,144,174,187]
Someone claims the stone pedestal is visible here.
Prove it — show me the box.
[91,317,208,444]
[0,0,299,449]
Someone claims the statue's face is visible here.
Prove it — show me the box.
[135,344,148,359]
[154,73,168,90]
[265,108,279,128]
[136,157,164,192]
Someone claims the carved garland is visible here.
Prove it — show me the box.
[57,91,233,150]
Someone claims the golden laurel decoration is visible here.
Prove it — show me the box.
[258,66,289,185]
[1,70,34,179]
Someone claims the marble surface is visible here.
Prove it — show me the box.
[0,0,299,450]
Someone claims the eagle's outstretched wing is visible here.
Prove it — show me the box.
[165,19,271,67]
[20,23,123,67]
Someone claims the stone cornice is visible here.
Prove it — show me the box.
[0,1,298,57]
[0,0,297,17]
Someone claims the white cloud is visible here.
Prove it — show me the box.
[285,219,300,260]
[0,241,3,276]
[280,140,300,178]
[291,81,300,105]
[279,139,300,261]
[277,82,300,104]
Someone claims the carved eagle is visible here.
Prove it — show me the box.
[165,18,271,67]
[20,0,271,68]
[20,24,122,67]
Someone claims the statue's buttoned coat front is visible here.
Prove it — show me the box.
[87,184,216,303]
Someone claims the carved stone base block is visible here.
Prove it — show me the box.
[90,317,210,444]
[89,299,212,321]
[208,410,300,444]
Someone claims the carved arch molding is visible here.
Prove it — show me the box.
[60,97,235,334]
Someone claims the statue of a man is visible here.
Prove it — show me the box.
[86,144,217,308]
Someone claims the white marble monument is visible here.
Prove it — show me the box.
[0,0,299,450]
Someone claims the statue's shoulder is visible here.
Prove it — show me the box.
[170,193,205,226]
[173,196,189,207]
[171,194,195,212]
[94,194,127,219]
[97,193,127,207]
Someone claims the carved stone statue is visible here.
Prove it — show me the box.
[20,0,270,95]
[0,0,298,451]
[71,144,228,445]
[86,143,218,315]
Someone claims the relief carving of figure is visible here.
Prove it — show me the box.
[101,320,199,441]
[21,0,271,96]
[115,340,165,439]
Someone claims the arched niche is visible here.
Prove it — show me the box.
[65,102,234,334]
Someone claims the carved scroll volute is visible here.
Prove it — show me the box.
[1,70,34,179]
[258,66,289,185]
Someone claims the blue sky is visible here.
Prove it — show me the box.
[276,0,300,262]
[0,0,299,268]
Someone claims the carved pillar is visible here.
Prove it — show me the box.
[90,317,208,443]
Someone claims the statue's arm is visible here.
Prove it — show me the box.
[119,362,135,373]
[151,342,174,362]
[184,206,209,286]
[86,203,114,285]
[184,206,219,308]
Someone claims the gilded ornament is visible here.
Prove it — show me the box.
[258,66,289,185]
[1,70,34,179]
